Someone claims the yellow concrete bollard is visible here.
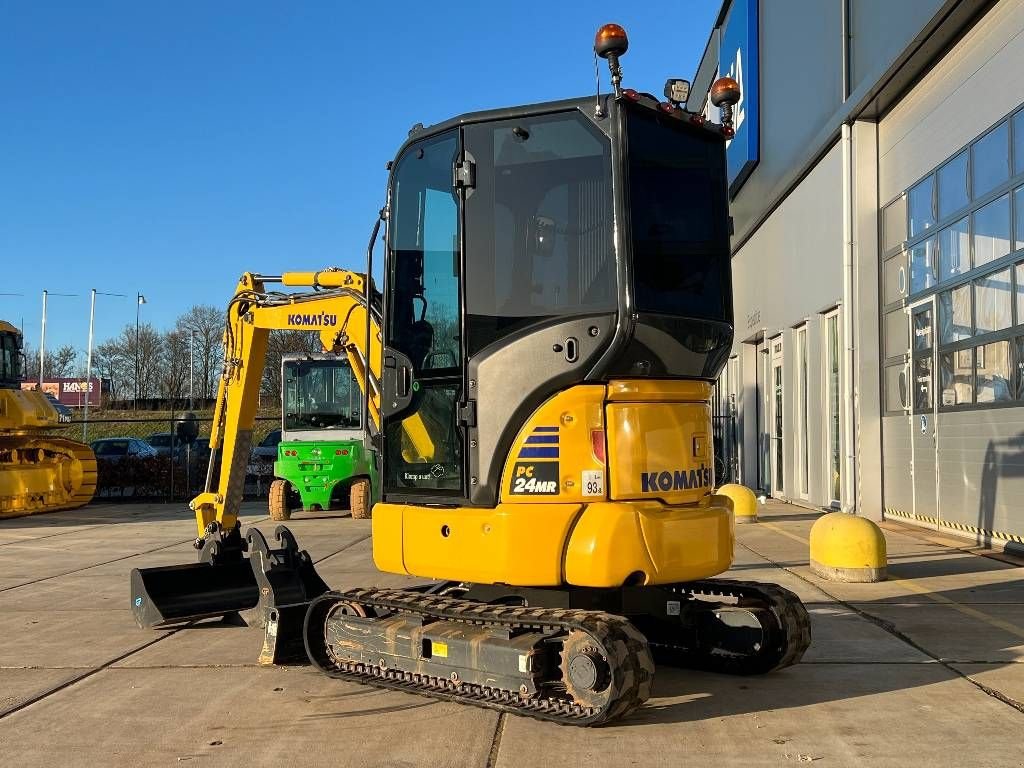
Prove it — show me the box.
[809,512,887,582]
[716,483,758,524]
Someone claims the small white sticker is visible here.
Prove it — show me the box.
[582,470,604,497]
[519,654,529,673]
[666,601,681,616]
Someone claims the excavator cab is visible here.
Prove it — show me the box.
[378,93,733,509]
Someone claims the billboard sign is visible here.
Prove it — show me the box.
[21,377,105,407]
[719,0,759,196]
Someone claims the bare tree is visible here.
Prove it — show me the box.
[160,329,191,401]
[175,305,223,400]
[92,338,126,402]
[261,330,321,399]
[23,344,79,381]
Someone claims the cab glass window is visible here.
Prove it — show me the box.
[626,105,730,321]
[463,111,615,355]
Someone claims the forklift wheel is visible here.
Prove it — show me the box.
[350,478,371,520]
[269,479,292,521]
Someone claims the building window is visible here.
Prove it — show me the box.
[1015,186,1024,252]
[910,236,937,293]
[1015,261,1024,325]
[938,217,970,282]
[972,122,1010,199]
[881,106,1024,415]
[940,349,973,406]
[1015,112,1024,176]
[972,193,1011,268]
[909,176,935,237]
[938,284,972,344]
[974,268,1012,334]
[976,340,1011,403]
[1014,337,1024,399]
[826,312,841,505]
[937,150,969,220]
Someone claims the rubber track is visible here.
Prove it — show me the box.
[305,587,655,726]
[658,578,812,675]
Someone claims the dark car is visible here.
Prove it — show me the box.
[91,438,158,462]
[147,432,185,460]
[251,429,282,461]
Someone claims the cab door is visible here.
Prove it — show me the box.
[381,129,466,502]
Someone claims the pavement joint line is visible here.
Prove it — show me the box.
[756,519,1024,640]
[0,524,371,715]
[485,712,506,768]
[0,628,182,720]
[310,533,372,565]
[736,537,1024,717]
[0,515,271,594]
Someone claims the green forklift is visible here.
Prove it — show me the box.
[267,353,377,520]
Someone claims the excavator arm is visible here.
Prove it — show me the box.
[188,268,430,540]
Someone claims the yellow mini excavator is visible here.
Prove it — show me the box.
[0,321,97,517]
[130,25,810,726]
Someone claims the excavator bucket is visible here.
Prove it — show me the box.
[130,524,329,664]
[248,526,330,665]
[130,523,257,628]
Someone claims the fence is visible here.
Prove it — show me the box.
[69,414,281,502]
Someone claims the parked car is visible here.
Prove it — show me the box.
[251,429,282,462]
[91,438,158,462]
[147,432,184,460]
[247,429,281,494]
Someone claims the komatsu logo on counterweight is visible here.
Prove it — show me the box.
[641,465,712,492]
[287,312,338,327]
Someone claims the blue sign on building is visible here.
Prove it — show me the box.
[719,0,759,196]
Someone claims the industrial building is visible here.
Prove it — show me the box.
[693,0,1024,547]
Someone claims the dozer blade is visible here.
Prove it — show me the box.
[130,523,257,628]
[130,523,330,665]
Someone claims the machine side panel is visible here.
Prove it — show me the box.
[468,315,616,507]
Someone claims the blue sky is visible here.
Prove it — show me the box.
[1,1,719,356]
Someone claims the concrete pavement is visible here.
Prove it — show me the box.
[1,500,1023,767]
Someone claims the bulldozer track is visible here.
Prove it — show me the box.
[0,436,97,518]
[305,587,655,726]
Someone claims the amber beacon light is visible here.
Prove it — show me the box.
[594,23,629,97]
[710,76,741,135]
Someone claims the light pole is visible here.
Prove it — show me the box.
[38,290,77,386]
[83,289,127,440]
[135,293,146,411]
[189,329,194,410]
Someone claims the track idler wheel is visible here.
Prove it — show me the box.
[561,630,612,710]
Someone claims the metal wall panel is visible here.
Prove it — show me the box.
[728,0,843,244]
[732,142,845,343]
[936,409,1024,535]
[879,0,1024,203]
[849,0,947,95]
[881,414,915,516]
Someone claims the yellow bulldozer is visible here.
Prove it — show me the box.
[0,321,97,517]
[130,24,810,726]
